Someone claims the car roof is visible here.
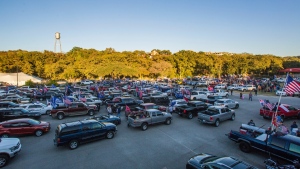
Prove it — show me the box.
[140,103,156,106]
[0,118,32,123]
[217,99,231,101]
[146,109,160,112]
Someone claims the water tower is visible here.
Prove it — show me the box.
[54,32,62,53]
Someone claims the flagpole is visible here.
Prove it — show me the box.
[271,72,289,131]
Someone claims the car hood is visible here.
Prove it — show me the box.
[103,122,116,128]
[0,138,20,148]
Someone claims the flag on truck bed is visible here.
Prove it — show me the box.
[284,75,300,95]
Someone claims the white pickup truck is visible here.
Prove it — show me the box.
[210,89,229,98]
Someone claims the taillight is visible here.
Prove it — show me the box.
[183,110,186,114]
[57,138,60,143]
[209,116,213,121]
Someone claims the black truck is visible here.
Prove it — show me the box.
[226,124,300,163]
[105,97,143,110]
[176,101,208,119]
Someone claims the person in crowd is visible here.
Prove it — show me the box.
[107,105,112,115]
[240,92,243,99]
[249,92,253,101]
[291,121,298,135]
[230,89,233,95]
[248,119,255,126]
[116,105,121,117]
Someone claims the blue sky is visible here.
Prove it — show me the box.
[1,0,299,56]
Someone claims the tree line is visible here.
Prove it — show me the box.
[0,47,299,81]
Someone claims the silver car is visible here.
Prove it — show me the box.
[214,99,239,109]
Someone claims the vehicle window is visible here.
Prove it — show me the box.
[221,109,225,113]
[3,111,13,115]
[82,124,91,131]
[269,137,286,148]
[153,105,158,109]
[61,126,81,136]
[13,110,22,115]
[1,124,11,128]
[91,123,102,129]
[78,103,85,108]
[152,112,157,117]
[289,143,300,154]
[156,111,163,116]
[10,123,20,127]
[71,104,78,108]
[19,122,31,127]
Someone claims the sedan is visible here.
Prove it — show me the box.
[214,99,239,109]
[186,153,257,169]
[0,118,50,137]
[87,115,121,125]
[276,90,287,96]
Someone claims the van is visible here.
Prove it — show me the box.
[54,120,117,149]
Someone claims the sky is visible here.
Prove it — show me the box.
[0,0,299,57]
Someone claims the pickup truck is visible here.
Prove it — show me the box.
[126,103,165,117]
[176,101,208,119]
[226,124,300,163]
[197,106,235,127]
[127,109,172,131]
[50,102,97,120]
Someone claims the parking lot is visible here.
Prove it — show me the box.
[5,92,300,169]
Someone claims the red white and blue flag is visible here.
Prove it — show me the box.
[259,99,265,106]
[64,96,72,105]
[284,75,300,95]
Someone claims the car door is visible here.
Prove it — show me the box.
[34,105,45,114]
[90,122,107,139]
[18,122,34,134]
[150,111,158,124]
[156,111,165,123]
[8,122,23,135]
[219,108,228,121]
[77,103,87,115]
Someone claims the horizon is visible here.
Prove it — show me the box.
[1,0,300,57]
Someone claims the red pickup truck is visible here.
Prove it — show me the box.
[259,104,300,120]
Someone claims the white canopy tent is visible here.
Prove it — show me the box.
[0,72,43,86]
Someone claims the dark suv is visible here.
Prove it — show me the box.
[54,119,117,149]
[0,108,41,121]
[0,102,19,108]
[143,96,170,106]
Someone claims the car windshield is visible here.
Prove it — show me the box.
[216,100,224,103]
[28,119,41,125]
[21,108,30,113]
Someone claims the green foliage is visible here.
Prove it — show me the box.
[46,80,58,86]
[0,49,299,80]
[24,80,35,87]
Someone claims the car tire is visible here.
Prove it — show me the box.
[0,154,9,168]
[239,141,251,153]
[57,113,64,120]
[188,113,193,119]
[165,118,171,125]
[193,97,196,100]
[1,134,9,138]
[106,131,114,139]
[231,114,235,121]
[35,130,43,137]
[46,110,51,115]
[215,119,220,127]
[235,104,239,109]
[69,140,79,150]
[88,110,95,116]
[141,123,148,131]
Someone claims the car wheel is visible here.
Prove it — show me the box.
[0,155,9,168]
[188,113,193,119]
[88,110,95,116]
[165,118,171,125]
[231,114,235,121]
[1,134,9,138]
[69,140,79,150]
[239,141,251,153]
[141,123,148,131]
[57,113,64,120]
[235,104,239,109]
[46,110,51,115]
[193,97,196,100]
[106,131,114,139]
[35,130,43,137]
[215,119,220,127]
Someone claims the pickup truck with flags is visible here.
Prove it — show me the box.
[259,104,300,120]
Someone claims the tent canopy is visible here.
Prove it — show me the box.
[278,68,300,73]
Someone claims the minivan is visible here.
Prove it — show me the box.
[54,119,117,149]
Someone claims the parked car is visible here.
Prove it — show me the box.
[0,118,50,137]
[0,102,19,108]
[80,80,94,85]
[186,153,257,169]
[176,101,208,119]
[0,138,21,168]
[189,91,207,100]
[259,104,300,120]
[276,90,287,96]
[53,119,117,149]
[87,115,121,125]
[214,84,227,89]
[237,85,256,91]
[0,108,41,121]
[214,99,239,109]
[142,95,170,106]
[20,103,52,115]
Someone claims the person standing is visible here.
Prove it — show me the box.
[116,106,121,117]
[107,105,112,115]
[254,88,257,96]
[240,92,243,99]
[230,89,233,95]
[249,92,253,101]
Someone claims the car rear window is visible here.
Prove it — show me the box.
[216,100,224,103]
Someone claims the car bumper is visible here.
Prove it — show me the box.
[9,144,22,158]
[198,118,214,124]
[127,123,140,128]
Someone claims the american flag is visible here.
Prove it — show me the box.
[266,102,274,110]
[284,75,300,95]
[64,97,72,105]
